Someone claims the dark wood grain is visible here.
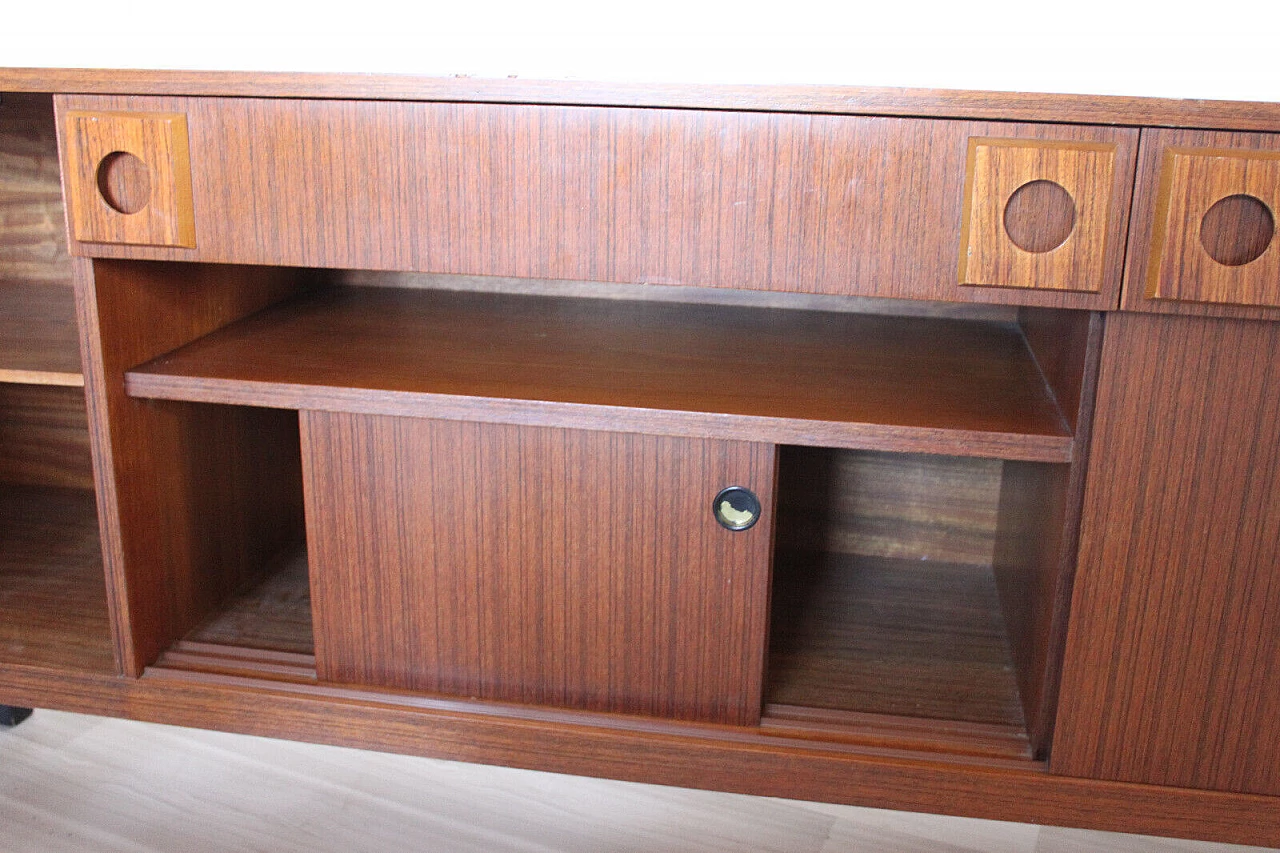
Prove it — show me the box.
[0,384,93,489]
[75,258,308,675]
[760,705,1031,760]
[56,94,1133,310]
[0,282,82,385]
[1054,312,1280,796]
[1123,127,1280,319]
[991,309,1103,755]
[0,485,113,673]
[1017,308,1096,431]
[766,552,1025,728]
[0,93,70,289]
[302,413,774,725]
[126,285,1074,462]
[11,69,1280,131]
[183,546,313,655]
[772,447,1003,565]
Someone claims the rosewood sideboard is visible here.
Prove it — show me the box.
[1,69,1278,846]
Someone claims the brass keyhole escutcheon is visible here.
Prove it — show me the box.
[713,486,761,531]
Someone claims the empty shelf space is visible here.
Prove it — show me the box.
[185,546,314,656]
[0,283,82,386]
[765,551,1027,731]
[0,485,113,674]
[125,285,1073,462]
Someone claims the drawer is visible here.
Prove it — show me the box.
[1124,128,1280,315]
[56,95,1134,310]
[300,413,775,725]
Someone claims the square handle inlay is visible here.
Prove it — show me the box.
[62,110,196,248]
[1146,148,1280,308]
[959,138,1118,292]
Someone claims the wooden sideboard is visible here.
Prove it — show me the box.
[1,70,1279,846]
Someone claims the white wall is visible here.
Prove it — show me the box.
[8,0,1280,103]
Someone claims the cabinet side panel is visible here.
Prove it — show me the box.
[302,413,774,725]
[57,95,1133,310]
[1053,313,1280,795]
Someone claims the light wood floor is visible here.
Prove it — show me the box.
[0,710,1272,853]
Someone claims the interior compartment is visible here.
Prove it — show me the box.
[141,400,311,677]
[0,92,114,676]
[763,446,1079,760]
[99,264,1093,743]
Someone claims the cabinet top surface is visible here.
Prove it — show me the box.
[5,67,1280,131]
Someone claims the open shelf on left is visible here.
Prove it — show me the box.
[0,92,112,679]
[0,485,111,673]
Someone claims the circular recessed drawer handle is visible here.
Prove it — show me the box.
[713,486,761,531]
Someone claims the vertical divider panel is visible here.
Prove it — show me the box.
[74,257,308,675]
[992,309,1104,756]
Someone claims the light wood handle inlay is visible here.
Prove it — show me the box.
[1146,147,1280,307]
[62,110,195,248]
[959,138,1117,293]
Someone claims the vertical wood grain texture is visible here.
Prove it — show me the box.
[76,259,307,674]
[991,310,1103,755]
[1017,308,1097,432]
[302,414,774,725]
[55,95,1136,310]
[1144,147,1280,307]
[0,384,93,489]
[0,93,71,287]
[1123,128,1280,319]
[1053,313,1280,795]
[61,111,195,248]
[959,140,1119,292]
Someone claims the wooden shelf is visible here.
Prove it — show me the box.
[0,485,113,674]
[765,551,1027,730]
[126,285,1072,462]
[0,283,83,386]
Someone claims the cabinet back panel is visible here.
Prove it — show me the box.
[774,447,1001,567]
[0,93,70,288]
[0,384,92,489]
[57,95,1132,310]
[302,413,775,725]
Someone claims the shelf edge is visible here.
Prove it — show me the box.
[123,372,1074,463]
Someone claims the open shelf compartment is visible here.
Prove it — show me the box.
[0,93,108,681]
[103,265,1090,753]
[124,279,1074,463]
[762,445,1076,759]
[0,485,113,674]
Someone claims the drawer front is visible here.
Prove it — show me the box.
[300,412,775,725]
[1124,128,1280,316]
[56,95,1134,310]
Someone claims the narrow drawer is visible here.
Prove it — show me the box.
[57,95,1134,310]
[300,412,775,725]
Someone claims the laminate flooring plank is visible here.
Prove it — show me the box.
[0,711,1273,853]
